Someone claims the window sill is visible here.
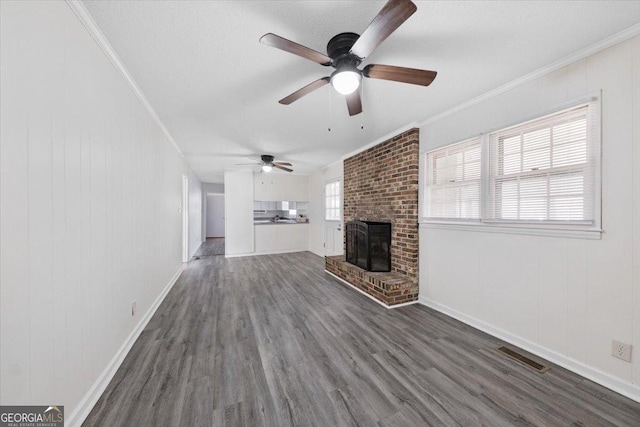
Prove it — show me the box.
[419,220,602,240]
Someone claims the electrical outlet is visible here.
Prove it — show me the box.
[131,300,137,317]
[612,340,632,362]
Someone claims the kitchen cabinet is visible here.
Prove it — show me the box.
[276,201,297,210]
[253,201,277,211]
[254,173,308,201]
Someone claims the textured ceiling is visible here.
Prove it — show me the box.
[82,1,640,183]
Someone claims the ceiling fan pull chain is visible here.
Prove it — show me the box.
[360,83,365,130]
[328,88,333,132]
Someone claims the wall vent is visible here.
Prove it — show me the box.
[497,346,550,373]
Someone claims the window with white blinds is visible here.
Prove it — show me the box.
[422,98,600,232]
[424,137,482,220]
[486,103,597,224]
[325,180,341,221]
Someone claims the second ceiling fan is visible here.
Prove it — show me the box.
[260,0,437,116]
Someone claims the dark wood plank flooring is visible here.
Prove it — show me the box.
[84,251,640,426]
[194,239,225,257]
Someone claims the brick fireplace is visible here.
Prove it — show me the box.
[325,128,419,306]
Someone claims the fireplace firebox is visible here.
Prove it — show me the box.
[345,221,391,272]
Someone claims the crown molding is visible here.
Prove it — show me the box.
[312,22,640,176]
[420,23,640,127]
[340,121,420,161]
[65,0,184,158]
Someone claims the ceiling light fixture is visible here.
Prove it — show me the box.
[262,164,273,173]
[331,69,361,95]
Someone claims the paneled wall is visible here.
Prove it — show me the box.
[419,36,640,399]
[0,0,197,420]
[224,170,254,256]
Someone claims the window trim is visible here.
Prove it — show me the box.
[423,136,482,221]
[419,94,602,239]
[324,178,341,222]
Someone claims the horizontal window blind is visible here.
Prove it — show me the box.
[425,137,481,220]
[485,102,597,224]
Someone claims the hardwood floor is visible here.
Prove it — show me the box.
[195,239,225,257]
[84,251,640,426]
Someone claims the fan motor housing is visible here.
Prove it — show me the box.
[261,154,275,164]
[327,32,361,62]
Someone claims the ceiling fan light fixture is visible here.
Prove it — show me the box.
[331,70,361,95]
[262,164,273,173]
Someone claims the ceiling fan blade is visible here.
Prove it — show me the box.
[273,164,294,172]
[260,33,332,66]
[363,64,437,86]
[274,162,293,166]
[345,90,362,116]
[279,77,330,105]
[349,0,417,60]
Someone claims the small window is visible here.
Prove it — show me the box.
[485,103,597,225]
[325,180,341,221]
[424,137,482,220]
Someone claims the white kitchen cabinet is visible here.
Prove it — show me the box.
[276,201,297,210]
[254,173,309,201]
[254,224,308,254]
[253,201,277,211]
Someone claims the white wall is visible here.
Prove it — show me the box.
[419,36,640,400]
[202,182,224,194]
[224,170,254,256]
[0,0,199,423]
[308,161,343,256]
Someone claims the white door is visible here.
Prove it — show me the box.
[324,179,343,256]
[206,194,225,238]
[325,221,343,256]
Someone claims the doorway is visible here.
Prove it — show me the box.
[195,192,225,257]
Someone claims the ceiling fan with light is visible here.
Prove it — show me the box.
[260,0,437,116]
[237,155,293,173]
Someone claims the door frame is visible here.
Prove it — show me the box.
[323,178,343,256]
[182,175,189,263]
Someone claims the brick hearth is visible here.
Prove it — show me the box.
[326,256,418,306]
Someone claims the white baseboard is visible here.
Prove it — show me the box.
[325,270,419,310]
[224,252,254,258]
[226,249,308,258]
[66,265,185,427]
[253,249,308,256]
[308,248,325,258]
[419,296,640,403]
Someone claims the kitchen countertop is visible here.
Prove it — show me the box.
[254,220,309,225]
